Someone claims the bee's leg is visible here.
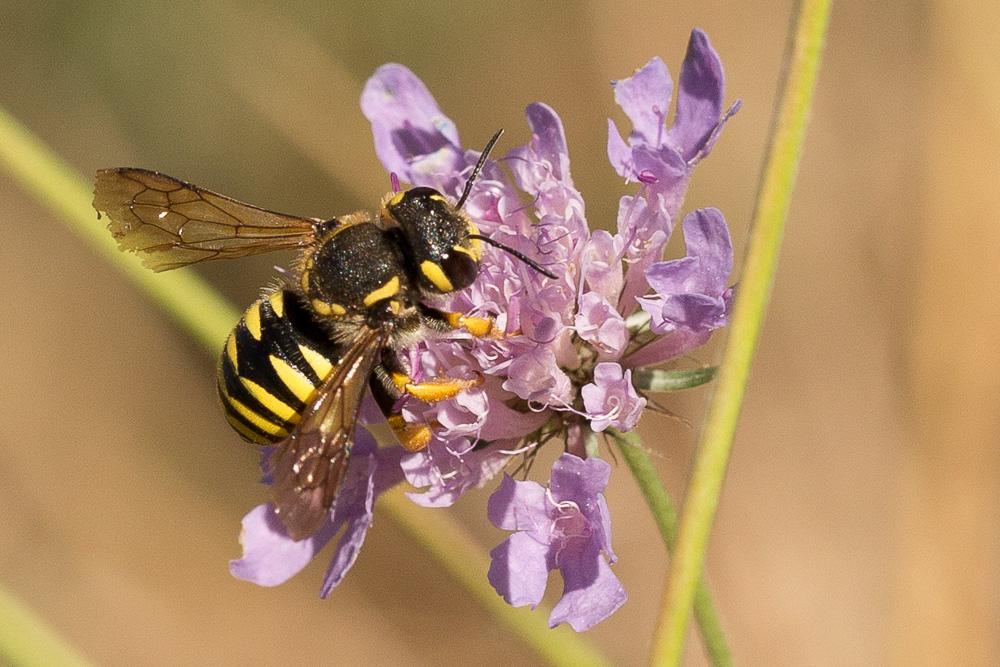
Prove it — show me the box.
[370,364,432,452]
[370,349,480,452]
[418,303,500,338]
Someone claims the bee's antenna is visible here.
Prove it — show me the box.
[468,234,558,279]
[456,128,504,211]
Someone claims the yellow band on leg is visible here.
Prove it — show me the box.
[387,415,433,452]
[443,311,497,338]
[404,376,481,403]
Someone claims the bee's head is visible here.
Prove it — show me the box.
[383,187,482,294]
[381,129,556,295]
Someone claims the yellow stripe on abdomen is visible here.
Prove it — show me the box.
[298,343,333,379]
[222,390,289,438]
[269,354,318,403]
[239,377,299,423]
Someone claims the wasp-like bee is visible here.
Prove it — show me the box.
[93,131,553,540]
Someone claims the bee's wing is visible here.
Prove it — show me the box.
[266,327,386,541]
[93,168,321,271]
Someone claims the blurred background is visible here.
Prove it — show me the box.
[1,1,997,664]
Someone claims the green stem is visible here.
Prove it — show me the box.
[0,586,91,666]
[650,2,833,664]
[0,108,608,667]
[608,430,731,667]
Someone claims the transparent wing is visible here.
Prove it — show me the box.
[93,168,321,271]
[266,327,386,541]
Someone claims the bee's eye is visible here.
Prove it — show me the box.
[440,251,479,291]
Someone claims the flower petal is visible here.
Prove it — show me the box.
[402,437,511,508]
[623,328,711,368]
[479,398,549,441]
[606,118,634,179]
[580,363,646,433]
[488,532,551,609]
[668,29,725,160]
[487,474,550,533]
[658,293,727,332]
[508,102,573,191]
[680,207,733,289]
[612,57,672,146]
[319,455,377,597]
[644,256,701,296]
[549,553,627,632]
[229,504,336,587]
[360,63,462,182]
[549,454,611,512]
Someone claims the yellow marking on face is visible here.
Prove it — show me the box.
[267,291,285,318]
[363,275,401,306]
[224,410,267,443]
[389,191,405,207]
[225,334,238,367]
[269,355,316,403]
[419,260,454,292]
[240,377,299,423]
[311,298,331,316]
[452,243,482,263]
[223,390,289,437]
[388,300,402,315]
[467,221,482,260]
[429,194,447,203]
[298,343,333,379]
[244,303,263,341]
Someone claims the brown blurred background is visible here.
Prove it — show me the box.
[1,1,997,665]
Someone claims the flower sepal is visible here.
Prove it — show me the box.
[632,366,717,392]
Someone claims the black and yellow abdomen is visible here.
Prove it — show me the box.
[218,289,341,444]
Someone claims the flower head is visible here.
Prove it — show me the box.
[487,454,626,631]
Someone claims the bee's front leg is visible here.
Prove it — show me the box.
[418,303,501,338]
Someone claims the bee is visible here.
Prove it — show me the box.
[93,131,554,540]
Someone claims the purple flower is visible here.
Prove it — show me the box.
[360,63,465,191]
[628,208,734,367]
[608,30,738,187]
[607,29,739,313]
[575,292,628,359]
[581,363,647,432]
[487,454,626,631]
[229,428,403,596]
[233,29,738,630]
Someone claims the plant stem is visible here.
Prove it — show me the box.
[650,2,833,664]
[0,585,91,667]
[609,430,731,666]
[0,107,609,667]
